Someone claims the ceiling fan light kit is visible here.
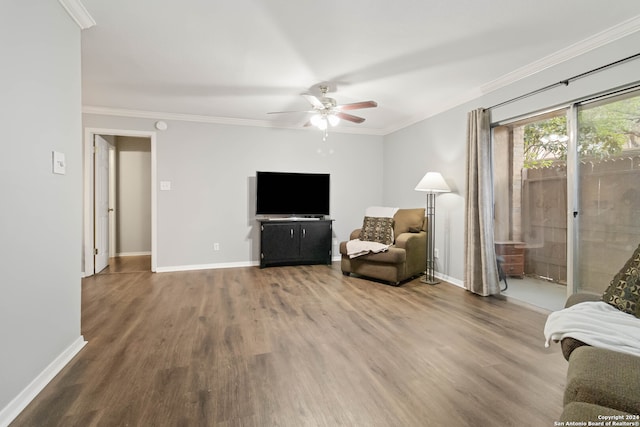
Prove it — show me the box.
[310,111,341,129]
[268,84,377,140]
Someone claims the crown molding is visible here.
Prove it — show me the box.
[82,106,388,136]
[382,15,640,135]
[381,87,485,135]
[58,0,95,30]
[480,14,640,95]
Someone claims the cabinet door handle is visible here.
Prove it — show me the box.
[290,228,294,238]
[303,228,306,238]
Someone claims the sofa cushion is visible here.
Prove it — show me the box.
[602,243,640,317]
[565,346,640,414]
[393,208,425,237]
[359,216,394,245]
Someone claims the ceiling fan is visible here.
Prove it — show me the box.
[268,85,377,138]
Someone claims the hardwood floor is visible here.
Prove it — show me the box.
[97,255,151,274]
[11,262,567,426]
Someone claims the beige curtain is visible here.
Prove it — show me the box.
[464,108,500,296]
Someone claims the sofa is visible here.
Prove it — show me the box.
[561,345,640,423]
[547,242,640,423]
[339,208,427,285]
[545,241,640,426]
[556,293,640,423]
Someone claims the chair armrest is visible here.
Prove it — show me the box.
[394,231,426,250]
[395,231,427,275]
[339,229,363,255]
[560,292,603,361]
[565,292,602,308]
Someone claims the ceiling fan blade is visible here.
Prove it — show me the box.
[337,100,378,111]
[336,112,366,124]
[302,94,325,110]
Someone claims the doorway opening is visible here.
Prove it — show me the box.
[84,128,157,276]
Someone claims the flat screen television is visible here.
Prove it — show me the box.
[256,171,330,217]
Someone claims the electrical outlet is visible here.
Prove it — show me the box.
[434,248,440,259]
[214,243,220,251]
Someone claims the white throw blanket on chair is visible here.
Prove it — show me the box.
[543,301,640,357]
[346,239,390,259]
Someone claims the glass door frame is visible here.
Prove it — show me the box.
[493,83,640,298]
[566,104,579,296]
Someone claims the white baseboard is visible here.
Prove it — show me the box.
[436,272,464,288]
[154,260,465,289]
[116,251,151,257]
[0,336,87,427]
[156,260,258,273]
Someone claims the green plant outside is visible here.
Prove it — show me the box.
[523,96,640,168]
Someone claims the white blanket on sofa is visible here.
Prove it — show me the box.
[346,239,390,259]
[543,301,640,357]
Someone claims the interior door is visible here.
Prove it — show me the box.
[94,135,111,273]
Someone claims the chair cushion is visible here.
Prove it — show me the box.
[393,208,425,237]
[359,216,394,245]
[602,243,640,317]
[349,247,406,264]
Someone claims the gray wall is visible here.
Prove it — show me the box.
[83,30,640,280]
[116,136,152,255]
[83,115,384,269]
[0,0,83,416]
[383,30,640,285]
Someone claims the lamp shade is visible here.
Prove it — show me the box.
[414,172,450,193]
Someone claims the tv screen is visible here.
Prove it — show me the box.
[256,171,330,216]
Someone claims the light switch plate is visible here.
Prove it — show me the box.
[53,151,66,174]
[160,181,171,191]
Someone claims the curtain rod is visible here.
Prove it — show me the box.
[488,52,640,110]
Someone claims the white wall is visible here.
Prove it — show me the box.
[0,1,84,423]
[116,136,152,255]
[82,114,384,269]
[383,30,640,286]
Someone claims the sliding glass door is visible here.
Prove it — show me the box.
[576,90,640,293]
[494,110,569,288]
[493,88,640,300]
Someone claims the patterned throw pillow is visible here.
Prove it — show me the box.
[359,216,394,245]
[602,244,640,318]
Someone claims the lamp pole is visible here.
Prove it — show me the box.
[415,172,450,285]
[424,191,437,284]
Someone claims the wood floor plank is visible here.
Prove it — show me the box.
[10,261,567,427]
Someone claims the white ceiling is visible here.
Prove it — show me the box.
[80,0,640,135]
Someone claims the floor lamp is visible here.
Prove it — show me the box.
[415,172,450,284]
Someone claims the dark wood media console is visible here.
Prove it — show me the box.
[259,219,333,268]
